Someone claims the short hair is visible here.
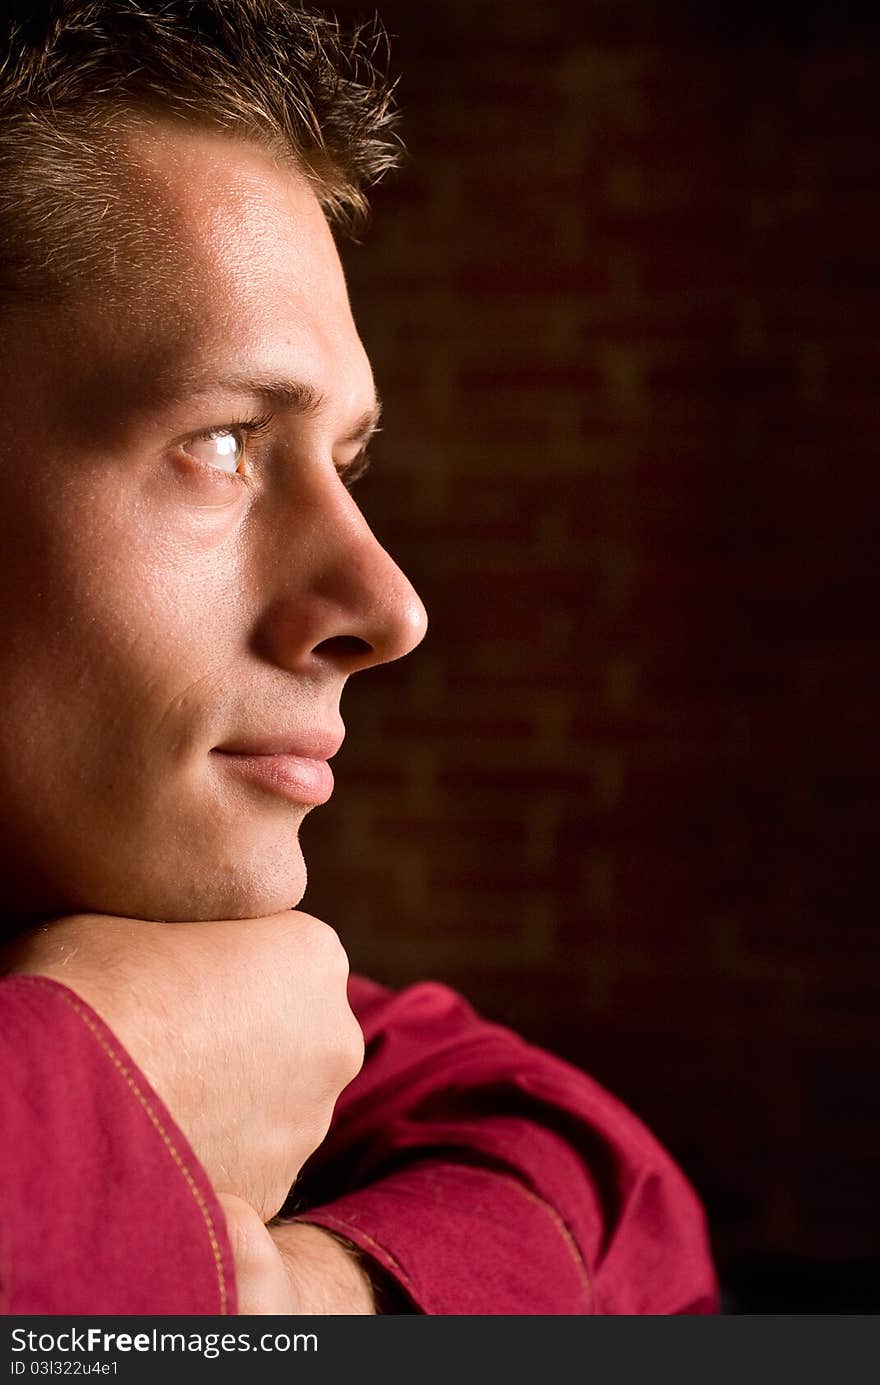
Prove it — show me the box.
[0,0,401,306]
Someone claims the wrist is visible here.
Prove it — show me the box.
[270,1220,378,1315]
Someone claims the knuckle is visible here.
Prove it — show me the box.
[316,1012,363,1093]
[298,912,340,953]
[287,912,350,983]
[319,919,345,956]
[339,1010,365,1080]
[316,923,351,979]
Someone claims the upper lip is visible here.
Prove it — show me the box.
[213,728,345,760]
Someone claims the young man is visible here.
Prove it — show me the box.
[0,0,718,1315]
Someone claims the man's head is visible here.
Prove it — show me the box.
[0,1,426,928]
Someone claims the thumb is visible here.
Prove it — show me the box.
[218,1192,293,1316]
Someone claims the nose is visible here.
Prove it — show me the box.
[256,480,428,677]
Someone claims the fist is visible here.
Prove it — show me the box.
[3,909,364,1219]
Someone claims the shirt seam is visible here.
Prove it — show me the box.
[25,976,230,1315]
[490,1169,594,1313]
[298,1211,419,1302]
[303,1164,593,1315]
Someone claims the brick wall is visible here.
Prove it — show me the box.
[303,0,880,1293]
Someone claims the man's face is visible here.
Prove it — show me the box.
[0,122,426,926]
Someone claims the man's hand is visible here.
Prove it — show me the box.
[2,911,364,1221]
[219,1194,376,1315]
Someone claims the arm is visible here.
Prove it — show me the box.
[0,977,366,1318]
[0,975,236,1314]
[0,908,362,1315]
[289,976,719,1316]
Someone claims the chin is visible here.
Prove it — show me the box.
[1,817,310,928]
[91,838,310,924]
[217,873,309,921]
[180,852,309,922]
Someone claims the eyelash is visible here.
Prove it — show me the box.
[182,412,371,490]
[185,412,274,486]
[339,445,372,489]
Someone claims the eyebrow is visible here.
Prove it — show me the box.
[162,371,383,446]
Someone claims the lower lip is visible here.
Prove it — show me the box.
[213,752,334,806]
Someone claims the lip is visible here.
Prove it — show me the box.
[213,751,335,806]
[211,728,343,807]
[214,728,345,759]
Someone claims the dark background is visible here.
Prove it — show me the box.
[302,0,880,1311]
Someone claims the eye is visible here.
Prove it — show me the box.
[175,414,273,482]
[181,427,245,475]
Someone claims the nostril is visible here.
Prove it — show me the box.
[314,634,373,661]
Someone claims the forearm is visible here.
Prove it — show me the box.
[295,975,719,1316]
[270,1221,378,1315]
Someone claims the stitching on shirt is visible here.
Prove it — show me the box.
[27,977,229,1315]
[303,1211,418,1298]
[492,1170,594,1313]
[304,1168,593,1316]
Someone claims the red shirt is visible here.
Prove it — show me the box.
[0,973,717,1315]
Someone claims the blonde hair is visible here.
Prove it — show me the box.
[0,0,401,303]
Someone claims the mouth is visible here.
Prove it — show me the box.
[210,728,343,808]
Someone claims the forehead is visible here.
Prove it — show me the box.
[67,120,373,413]
[128,123,345,294]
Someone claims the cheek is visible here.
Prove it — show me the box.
[0,461,310,918]
[0,473,247,753]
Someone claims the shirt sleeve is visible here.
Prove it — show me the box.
[291,974,719,1316]
[0,975,236,1315]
